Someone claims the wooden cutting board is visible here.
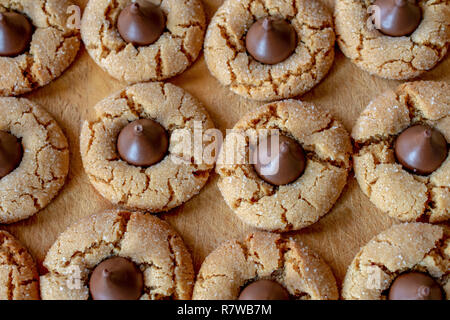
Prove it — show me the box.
[4,0,449,289]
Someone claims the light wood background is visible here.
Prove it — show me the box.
[4,0,449,290]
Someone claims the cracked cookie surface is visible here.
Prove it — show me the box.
[352,81,449,223]
[0,97,69,224]
[40,210,194,300]
[81,0,206,83]
[0,230,39,300]
[342,222,449,300]
[0,0,80,96]
[193,231,339,300]
[204,0,335,101]
[80,82,215,212]
[216,100,352,232]
[335,0,450,80]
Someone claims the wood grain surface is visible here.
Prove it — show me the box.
[4,0,449,290]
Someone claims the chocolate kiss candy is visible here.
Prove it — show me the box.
[0,11,33,57]
[252,134,306,186]
[388,272,443,300]
[239,280,290,300]
[117,1,166,46]
[117,119,169,167]
[0,131,23,178]
[89,257,144,300]
[245,17,297,65]
[374,0,421,37]
[394,125,447,175]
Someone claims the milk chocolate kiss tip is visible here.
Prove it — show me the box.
[252,134,306,186]
[0,131,23,179]
[117,119,169,167]
[245,17,297,65]
[388,272,443,300]
[394,125,447,176]
[117,1,166,46]
[374,0,421,37]
[89,257,144,300]
[0,11,33,57]
[239,280,290,300]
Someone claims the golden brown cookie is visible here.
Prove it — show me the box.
[193,232,339,300]
[0,97,69,224]
[80,82,215,212]
[0,0,80,96]
[81,0,206,83]
[335,0,450,80]
[0,230,39,300]
[352,81,449,223]
[342,222,449,300]
[40,209,195,300]
[216,99,352,232]
[204,0,335,101]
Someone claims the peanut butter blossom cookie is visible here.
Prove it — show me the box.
[0,97,69,224]
[40,210,195,300]
[0,0,80,96]
[216,100,352,232]
[343,223,449,300]
[81,0,206,83]
[80,82,215,212]
[193,232,339,300]
[0,231,39,300]
[204,0,335,101]
[335,0,450,80]
[352,81,449,223]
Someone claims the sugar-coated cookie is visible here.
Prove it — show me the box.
[216,99,352,232]
[81,0,206,83]
[352,81,449,222]
[193,232,339,300]
[80,82,215,212]
[335,0,450,80]
[0,97,69,224]
[204,0,335,101]
[343,222,449,300]
[40,210,194,300]
[0,0,80,96]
